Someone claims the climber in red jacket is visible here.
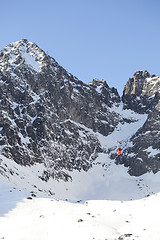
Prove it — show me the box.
[117,147,121,155]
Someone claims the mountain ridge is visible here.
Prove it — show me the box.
[0,39,159,200]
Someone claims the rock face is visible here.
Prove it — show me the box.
[122,70,160,113]
[0,40,159,180]
[115,70,160,176]
[0,39,121,180]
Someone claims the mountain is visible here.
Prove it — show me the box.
[116,71,160,176]
[0,39,159,200]
[0,39,121,181]
[122,70,160,113]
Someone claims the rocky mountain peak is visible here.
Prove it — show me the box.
[89,78,108,88]
[0,39,123,182]
[88,78,120,106]
[123,70,150,96]
[122,70,160,113]
[0,39,47,76]
[133,70,150,80]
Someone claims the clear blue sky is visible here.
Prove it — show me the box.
[0,0,160,95]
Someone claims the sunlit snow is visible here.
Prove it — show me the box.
[21,50,41,71]
[1,181,160,240]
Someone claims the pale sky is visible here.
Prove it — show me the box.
[0,0,160,95]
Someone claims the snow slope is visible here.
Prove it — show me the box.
[0,181,160,240]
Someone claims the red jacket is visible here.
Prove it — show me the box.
[117,148,121,155]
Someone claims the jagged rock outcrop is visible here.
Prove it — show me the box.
[89,78,120,106]
[114,71,160,176]
[122,70,160,113]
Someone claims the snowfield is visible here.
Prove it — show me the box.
[1,180,160,240]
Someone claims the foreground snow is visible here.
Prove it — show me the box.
[0,180,160,240]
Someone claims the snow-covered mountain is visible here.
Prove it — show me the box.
[0,39,159,201]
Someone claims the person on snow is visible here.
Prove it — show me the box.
[117,147,121,155]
